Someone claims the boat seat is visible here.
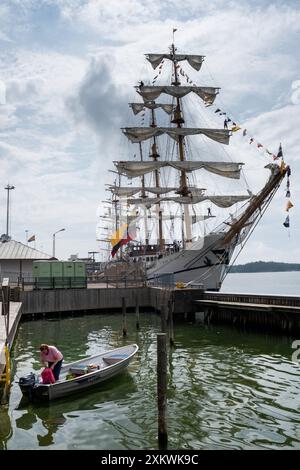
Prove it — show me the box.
[69,365,88,376]
[103,354,127,365]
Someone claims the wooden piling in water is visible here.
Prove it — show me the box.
[183,292,187,319]
[122,297,127,336]
[135,297,140,330]
[160,304,167,334]
[157,332,168,449]
[168,299,175,347]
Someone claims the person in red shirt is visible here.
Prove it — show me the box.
[40,344,63,381]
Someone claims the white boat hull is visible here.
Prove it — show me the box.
[18,344,139,401]
[147,233,235,290]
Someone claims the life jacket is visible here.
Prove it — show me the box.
[41,367,55,384]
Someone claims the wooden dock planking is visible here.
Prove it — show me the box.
[195,292,300,333]
[196,299,300,313]
[0,302,22,373]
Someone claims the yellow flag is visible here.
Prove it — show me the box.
[231,126,241,132]
[286,200,294,211]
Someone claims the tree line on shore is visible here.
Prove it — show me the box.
[230,261,300,273]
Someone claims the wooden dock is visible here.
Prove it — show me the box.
[2,286,300,336]
[17,286,203,317]
[195,292,300,333]
[0,302,22,374]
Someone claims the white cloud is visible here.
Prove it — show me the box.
[0,0,299,262]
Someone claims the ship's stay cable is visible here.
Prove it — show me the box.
[187,176,281,286]
[204,62,270,165]
[219,179,281,285]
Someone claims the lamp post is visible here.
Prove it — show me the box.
[4,184,15,237]
[52,228,65,258]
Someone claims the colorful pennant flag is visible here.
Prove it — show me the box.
[286,200,294,211]
[231,126,241,132]
[277,143,283,159]
[283,215,290,228]
[280,159,286,174]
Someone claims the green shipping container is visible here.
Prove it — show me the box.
[33,260,86,290]
[63,262,75,277]
[51,261,64,288]
[63,262,74,288]
[72,262,86,288]
[33,260,52,289]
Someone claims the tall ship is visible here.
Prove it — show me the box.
[98,37,289,290]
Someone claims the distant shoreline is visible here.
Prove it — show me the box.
[229,261,300,273]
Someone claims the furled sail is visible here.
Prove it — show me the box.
[148,213,211,222]
[114,160,243,179]
[122,127,230,145]
[109,186,178,197]
[126,194,250,208]
[136,86,219,105]
[109,185,206,197]
[145,54,205,71]
[129,102,175,115]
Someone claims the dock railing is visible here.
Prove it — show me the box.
[15,276,87,291]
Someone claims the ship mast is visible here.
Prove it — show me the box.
[113,175,121,258]
[150,109,164,251]
[171,42,192,246]
[139,142,149,247]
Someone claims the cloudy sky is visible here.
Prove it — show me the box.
[0,0,299,263]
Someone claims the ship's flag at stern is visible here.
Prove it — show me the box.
[110,219,137,258]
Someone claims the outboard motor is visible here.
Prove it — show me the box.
[19,372,36,397]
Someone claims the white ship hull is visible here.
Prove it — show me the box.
[147,232,235,290]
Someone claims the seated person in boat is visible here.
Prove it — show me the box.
[40,344,63,381]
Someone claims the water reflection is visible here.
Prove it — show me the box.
[0,406,12,450]
[5,313,300,450]
[16,399,65,447]
[14,372,136,448]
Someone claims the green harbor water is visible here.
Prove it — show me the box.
[1,312,300,450]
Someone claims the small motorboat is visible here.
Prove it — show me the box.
[18,344,139,401]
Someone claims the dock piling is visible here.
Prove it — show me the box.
[168,299,175,347]
[157,333,168,449]
[160,304,167,334]
[135,297,140,330]
[122,297,127,336]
